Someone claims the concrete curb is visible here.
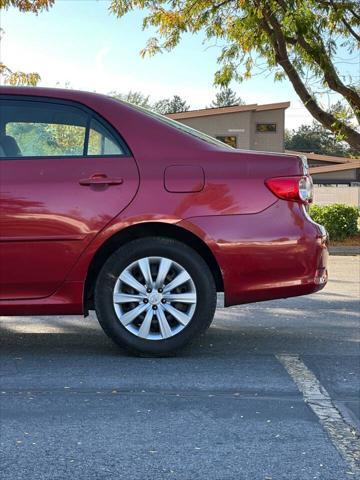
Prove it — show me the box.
[329,246,360,256]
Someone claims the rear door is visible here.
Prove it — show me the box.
[0,96,139,300]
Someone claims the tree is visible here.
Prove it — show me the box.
[110,0,360,152]
[0,62,40,86]
[110,91,191,113]
[211,87,244,108]
[285,122,354,157]
[0,0,54,12]
[153,95,190,114]
[329,99,357,128]
[109,90,152,108]
[0,0,54,85]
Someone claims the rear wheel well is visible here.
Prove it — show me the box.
[84,222,223,313]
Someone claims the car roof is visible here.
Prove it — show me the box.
[0,86,107,102]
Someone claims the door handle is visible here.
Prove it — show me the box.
[79,174,124,186]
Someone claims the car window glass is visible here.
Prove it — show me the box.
[6,122,86,157]
[88,118,123,155]
[1,100,88,157]
[115,99,234,150]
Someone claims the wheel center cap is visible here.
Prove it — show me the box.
[148,292,162,305]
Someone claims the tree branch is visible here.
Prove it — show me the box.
[256,1,360,150]
[296,35,360,122]
[273,0,360,124]
[341,17,360,42]
[316,0,360,19]
[349,8,360,21]
[324,0,360,41]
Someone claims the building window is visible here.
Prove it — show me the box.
[256,123,277,133]
[216,135,237,148]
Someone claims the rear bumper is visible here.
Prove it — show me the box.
[180,201,329,307]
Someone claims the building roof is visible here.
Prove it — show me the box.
[167,102,291,120]
[286,150,358,164]
[310,161,360,175]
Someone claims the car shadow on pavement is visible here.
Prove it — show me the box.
[0,291,359,360]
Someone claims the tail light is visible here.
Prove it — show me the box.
[265,176,313,204]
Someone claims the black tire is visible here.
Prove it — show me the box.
[94,237,217,356]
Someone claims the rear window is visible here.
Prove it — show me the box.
[116,100,235,150]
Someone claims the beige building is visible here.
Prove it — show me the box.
[168,102,289,153]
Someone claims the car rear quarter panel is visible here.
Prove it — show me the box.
[179,201,328,306]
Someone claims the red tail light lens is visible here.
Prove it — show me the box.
[265,176,313,204]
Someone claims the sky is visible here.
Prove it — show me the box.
[0,0,358,130]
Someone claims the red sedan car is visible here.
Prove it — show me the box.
[0,87,328,355]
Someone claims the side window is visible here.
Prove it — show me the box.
[1,100,88,157]
[88,118,124,156]
[6,122,87,157]
[0,98,126,158]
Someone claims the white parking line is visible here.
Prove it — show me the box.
[277,354,360,478]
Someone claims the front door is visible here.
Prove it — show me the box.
[0,96,139,300]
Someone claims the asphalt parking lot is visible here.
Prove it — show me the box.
[1,255,359,480]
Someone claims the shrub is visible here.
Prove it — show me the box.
[309,203,359,241]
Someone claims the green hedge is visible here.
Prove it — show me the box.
[309,203,359,241]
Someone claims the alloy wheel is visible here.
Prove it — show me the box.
[113,256,197,340]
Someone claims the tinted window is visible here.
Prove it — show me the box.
[88,118,123,155]
[6,122,86,157]
[256,123,277,133]
[1,100,87,157]
[0,99,125,158]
